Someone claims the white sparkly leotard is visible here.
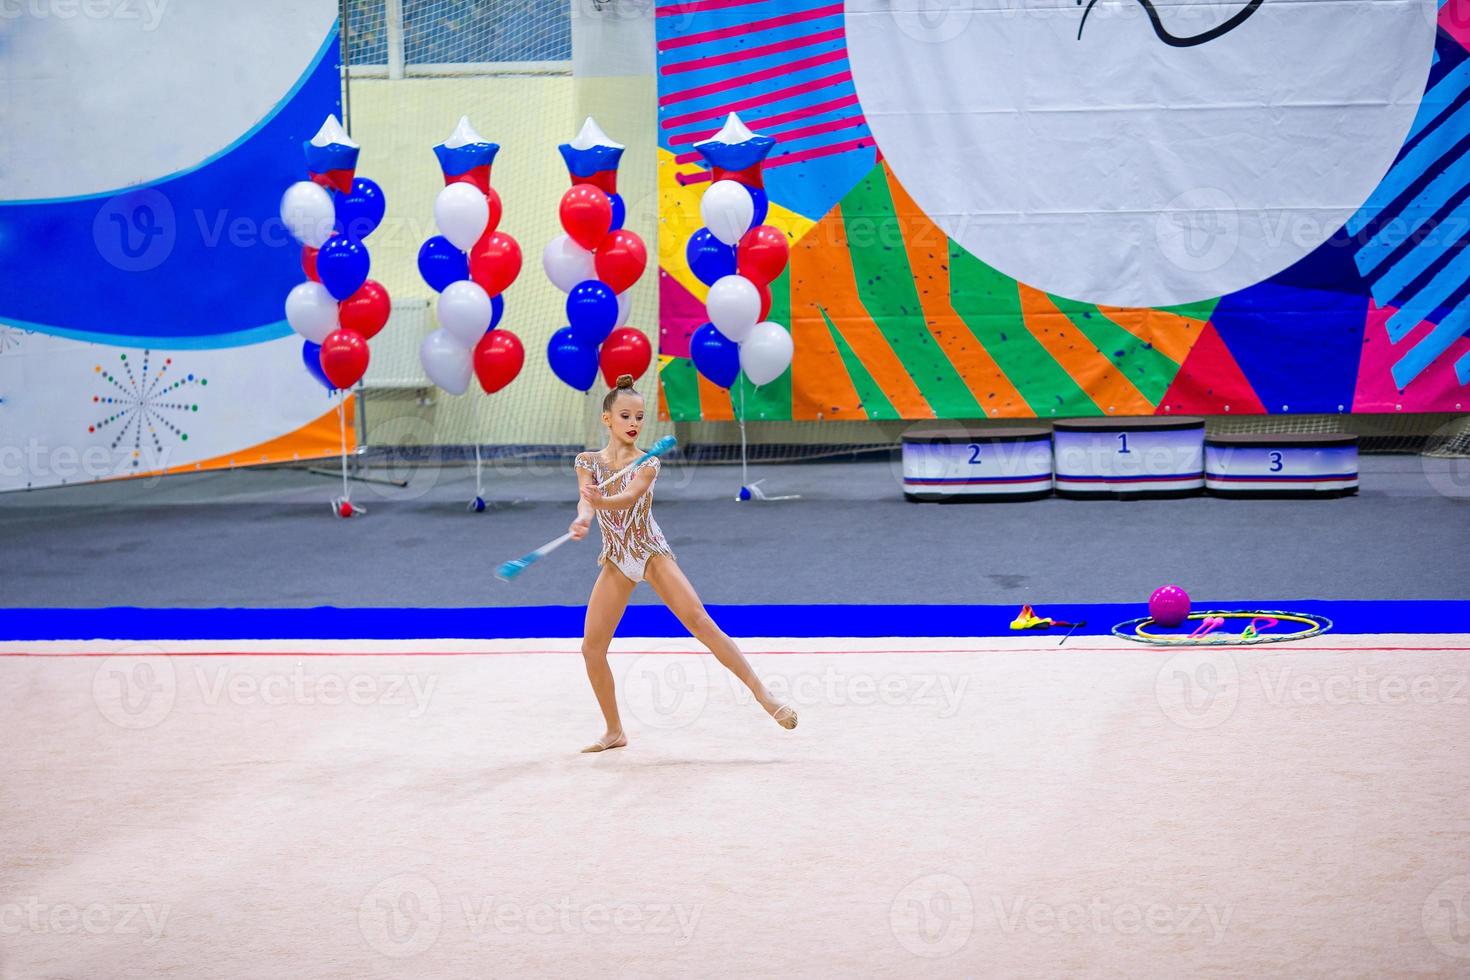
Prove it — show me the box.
[574,451,674,584]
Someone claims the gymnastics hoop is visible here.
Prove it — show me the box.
[1111,610,1333,645]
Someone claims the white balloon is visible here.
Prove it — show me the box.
[706,274,759,343]
[739,321,794,386]
[700,179,754,246]
[284,280,339,343]
[542,233,596,293]
[436,280,493,347]
[280,180,335,248]
[419,329,473,395]
[615,290,632,328]
[434,182,489,251]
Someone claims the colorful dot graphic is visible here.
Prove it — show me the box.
[88,351,207,467]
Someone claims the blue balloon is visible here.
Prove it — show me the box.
[691,322,740,389]
[547,326,599,391]
[608,192,626,232]
[317,236,370,300]
[566,279,618,346]
[336,177,386,240]
[748,186,769,228]
[489,293,504,331]
[417,235,468,292]
[301,340,334,392]
[686,228,736,287]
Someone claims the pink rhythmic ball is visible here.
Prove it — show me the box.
[1149,585,1191,628]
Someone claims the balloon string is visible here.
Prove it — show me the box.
[337,389,349,503]
[475,443,484,498]
[738,374,748,489]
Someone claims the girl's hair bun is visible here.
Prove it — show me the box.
[615,374,635,389]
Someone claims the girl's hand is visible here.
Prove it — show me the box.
[569,515,591,540]
[579,485,604,509]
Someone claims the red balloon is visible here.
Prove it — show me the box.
[319,328,370,389]
[485,187,503,236]
[302,246,320,282]
[737,225,789,285]
[338,280,390,339]
[559,185,612,251]
[474,329,525,394]
[599,328,652,388]
[756,281,772,321]
[594,229,647,295]
[469,232,523,297]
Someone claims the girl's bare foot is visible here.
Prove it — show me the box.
[767,703,798,730]
[581,731,627,753]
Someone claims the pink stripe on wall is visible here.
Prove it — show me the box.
[660,70,853,129]
[661,27,847,76]
[657,4,843,50]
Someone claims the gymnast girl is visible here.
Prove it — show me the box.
[569,374,797,752]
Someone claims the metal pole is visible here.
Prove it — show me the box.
[386,0,405,80]
[339,0,352,134]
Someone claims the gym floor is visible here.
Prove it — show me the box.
[2,456,1468,977]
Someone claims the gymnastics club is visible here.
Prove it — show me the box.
[495,436,678,582]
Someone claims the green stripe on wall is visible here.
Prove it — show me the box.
[1044,293,1181,405]
[840,167,984,418]
[820,307,900,420]
[732,265,793,420]
[947,244,1098,416]
[1158,297,1219,322]
[659,356,703,422]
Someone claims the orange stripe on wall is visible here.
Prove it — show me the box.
[1093,306,1204,367]
[792,210,933,419]
[1017,285,1152,415]
[162,397,353,476]
[883,165,1028,417]
[788,209,868,420]
[696,372,735,421]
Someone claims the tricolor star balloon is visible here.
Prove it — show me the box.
[416,116,524,398]
[688,113,792,389]
[279,115,389,394]
[546,118,650,392]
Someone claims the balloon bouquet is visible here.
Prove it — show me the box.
[280,115,392,518]
[543,118,652,393]
[415,117,527,512]
[686,113,795,501]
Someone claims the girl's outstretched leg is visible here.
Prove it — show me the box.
[643,555,796,728]
[581,563,636,752]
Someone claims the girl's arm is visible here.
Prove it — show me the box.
[581,464,656,511]
[569,462,596,539]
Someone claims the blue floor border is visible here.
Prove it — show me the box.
[4,601,1469,641]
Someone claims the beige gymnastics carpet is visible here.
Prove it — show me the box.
[2,637,1469,977]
